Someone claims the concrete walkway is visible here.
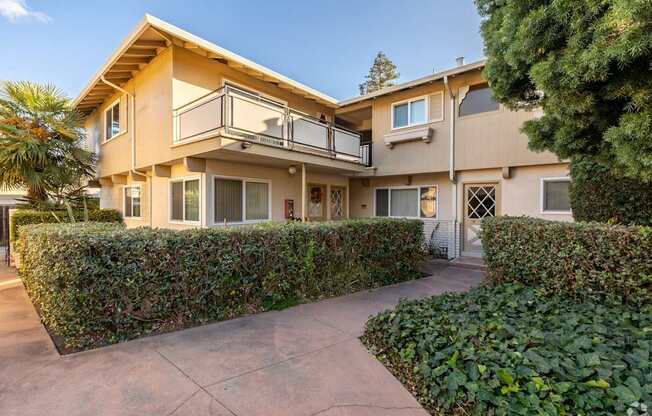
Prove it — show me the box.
[0,263,483,416]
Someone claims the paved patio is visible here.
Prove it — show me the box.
[0,262,483,416]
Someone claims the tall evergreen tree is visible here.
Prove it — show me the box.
[359,52,400,95]
[476,0,652,182]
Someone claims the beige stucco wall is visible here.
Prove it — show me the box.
[86,45,341,181]
[349,172,453,220]
[456,163,572,222]
[349,163,572,223]
[352,70,561,176]
[102,159,351,229]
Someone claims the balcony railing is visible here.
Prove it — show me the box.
[174,85,364,164]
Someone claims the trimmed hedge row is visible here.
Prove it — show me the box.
[19,218,424,350]
[10,208,122,242]
[363,283,652,415]
[481,216,651,304]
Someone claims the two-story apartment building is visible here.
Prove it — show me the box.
[75,15,571,259]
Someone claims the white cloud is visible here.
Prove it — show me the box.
[0,0,51,23]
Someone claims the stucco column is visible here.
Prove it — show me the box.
[326,184,331,221]
[301,163,306,221]
[346,178,350,219]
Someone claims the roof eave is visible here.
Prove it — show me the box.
[336,59,487,107]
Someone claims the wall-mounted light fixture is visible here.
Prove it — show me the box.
[241,141,252,149]
[288,165,297,175]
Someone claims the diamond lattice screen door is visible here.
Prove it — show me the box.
[463,183,499,254]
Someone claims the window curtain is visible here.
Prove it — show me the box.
[214,178,243,223]
[246,182,269,220]
[375,189,389,216]
[390,188,418,217]
[544,181,570,211]
[171,181,184,220]
[124,188,132,217]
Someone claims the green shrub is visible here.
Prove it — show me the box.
[570,159,652,226]
[481,216,651,305]
[363,283,652,416]
[10,208,122,242]
[19,218,424,350]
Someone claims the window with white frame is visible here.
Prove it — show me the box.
[541,177,571,213]
[392,97,427,129]
[170,178,200,223]
[375,186,438,218]
[123,185,141,218]
[213,176,270,224]
[104,99,122,141]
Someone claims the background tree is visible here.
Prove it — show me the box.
[0,81,96,208]
[359,52,400,95]
[475,0,652,183]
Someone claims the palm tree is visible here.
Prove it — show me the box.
[0,81,96,207]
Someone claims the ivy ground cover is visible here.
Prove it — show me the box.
[363,283,651,415]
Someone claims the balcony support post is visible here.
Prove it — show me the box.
[326,184,331,221]
[301,163,307,222]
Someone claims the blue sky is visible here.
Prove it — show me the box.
[0,0,485,100]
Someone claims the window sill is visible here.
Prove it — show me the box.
[541,210,572,215]
[169,220,201,226]
[209,219,270,227]
[124,216,144,220]
[102,131,128,145]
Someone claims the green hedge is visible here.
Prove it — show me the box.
[570,159,652,226]
[10,208,122,242]
[480,216,651,304]
[363,283,652,415]
[19,218,424,350]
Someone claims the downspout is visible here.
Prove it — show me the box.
[101,76,151,226]
[444,75,458,258]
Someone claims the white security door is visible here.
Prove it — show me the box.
[463,183,499,255]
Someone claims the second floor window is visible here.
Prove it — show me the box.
[105,100,121,140]
[392,97,426,129]
[459,84,499,117]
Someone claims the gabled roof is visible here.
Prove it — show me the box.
[338,59,486,107]
[73,14,487,116]
[73,14,340,115]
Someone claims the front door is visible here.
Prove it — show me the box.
[463,183,498,255]
[308,184,325,220]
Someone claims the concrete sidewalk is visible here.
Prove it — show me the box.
[0,263,483,416]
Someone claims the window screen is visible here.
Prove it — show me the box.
[409,99,425,124]
[459,84,499,116]
[390,188,419,217]
[543,180,571,212]
[171,181,184,221]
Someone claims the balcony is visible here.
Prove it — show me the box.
[174,85,366,164]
